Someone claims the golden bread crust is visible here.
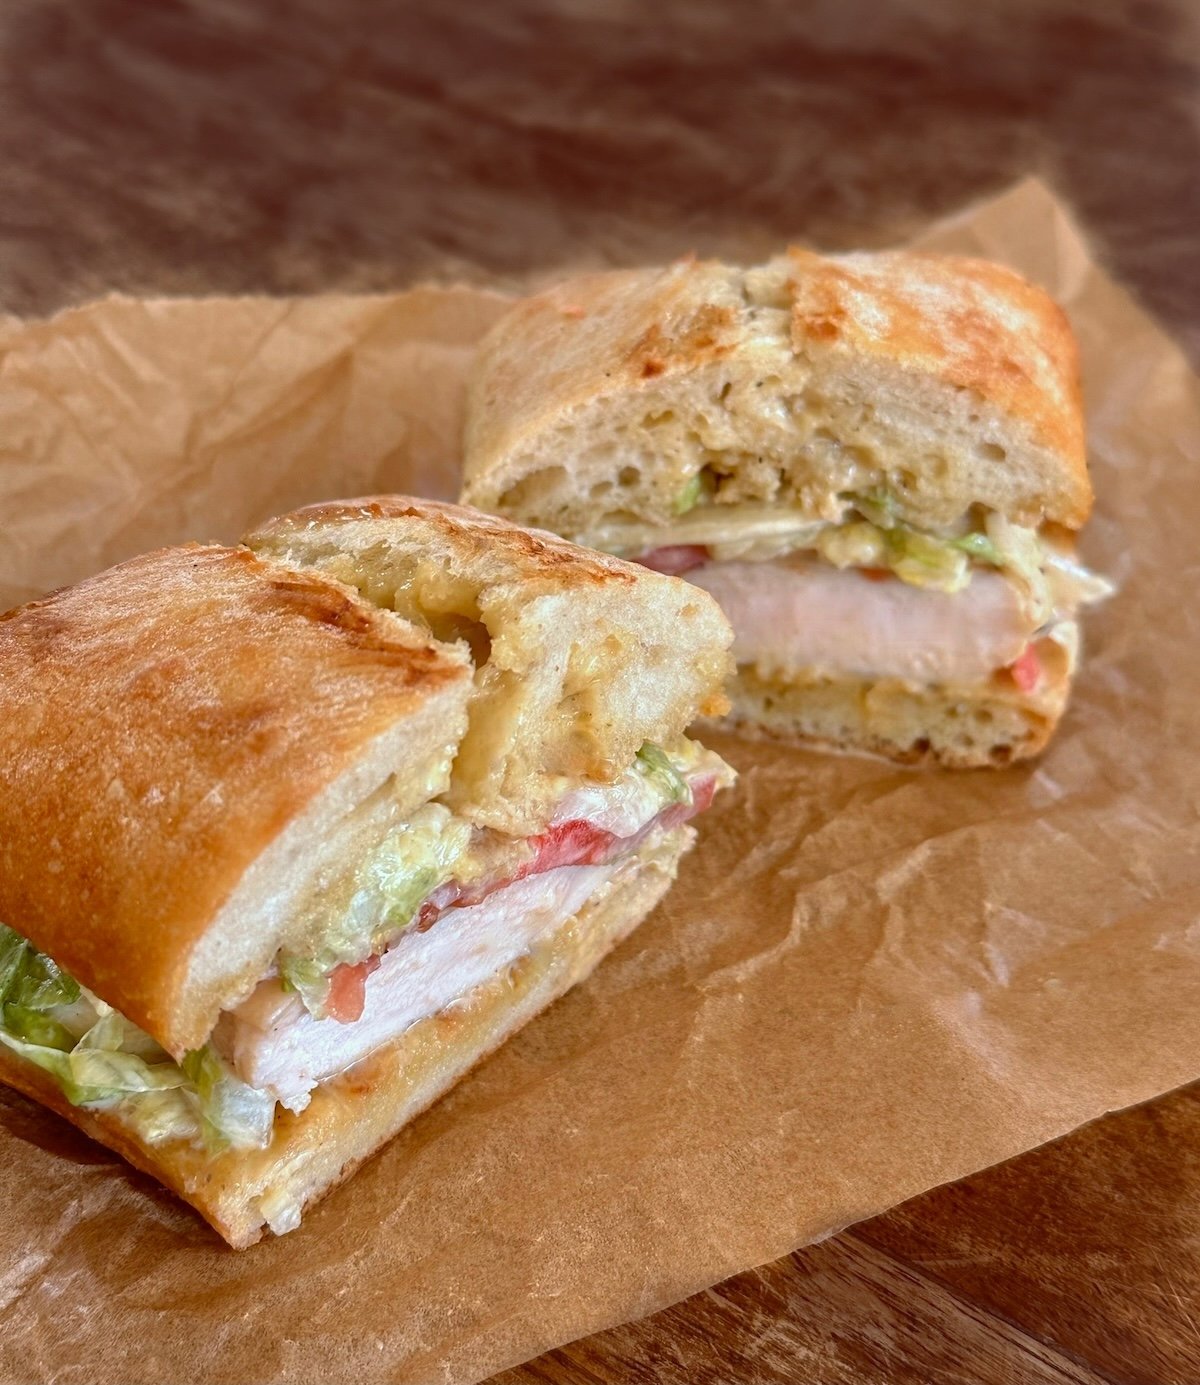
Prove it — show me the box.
[781,247,1088,517]
[251,494,643,594]
[0,545,471,1053]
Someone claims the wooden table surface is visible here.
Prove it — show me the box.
[3,3,1198,1382]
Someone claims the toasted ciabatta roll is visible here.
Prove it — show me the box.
[462,248,1113,766]
[0,500,733,1247]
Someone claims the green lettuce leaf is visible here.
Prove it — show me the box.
[182,1047,274,1153]
[852,490,898,530]
[635,743,692,806]
[950,530,1002,564]
[281,806,473,1019]
[0,923,80,1011]
[279,954,333,1016]
[0,1029,188,1107]
[0,926,275,1152]
[886,527,971,592]
[122,1089,201,1147]
[672,472,704,516]
[3,1005,76,1052]
[0,927,28,1003]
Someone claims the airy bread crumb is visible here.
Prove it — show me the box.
[462,249,1090,537]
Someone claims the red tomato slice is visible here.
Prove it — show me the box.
[341,776,717,977]
[1008,644,1041,693]
[325,956,380,1024]
[415,898,442,932]
[528,818,617,874]
[635,545,710,576]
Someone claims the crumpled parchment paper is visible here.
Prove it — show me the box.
[0,179,1196,1385]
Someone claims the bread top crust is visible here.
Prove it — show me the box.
[462,259,743,494]
[247,497,734,835]
[0,544,471,1051]
[778,247,1086,502]
[462,248,1091,532]
[253,495,648,593]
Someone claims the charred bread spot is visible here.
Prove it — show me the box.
[782,247,1087,488]
[254,566,465,688]
[626,303,737,381]
[265,571,381,636]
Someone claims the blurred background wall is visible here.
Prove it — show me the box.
[1,0,1196,356]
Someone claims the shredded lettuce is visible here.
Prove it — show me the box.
[182,1047,274,1153]
[850,489,898,530]
[0,927,80,1013]
[635,743,693,807]
[985,512,1045,595]
[0,1027,188,1108]
[278,955,333,1016]
[77,1001,165,1060]
[122,1089,201,1147]
[673,472,704,516]
[949,530,1003,565]
[366,808,472,934]
[279,804,473,1019]
[585,485,1112,611]
[982,513,1114,623]
[0,923,275,1152]
[281,744,701,1016]
[3,1006,76,1051]
[0,928,25,1000]
[885,527,971,592]
[796,496,1110,606]
[818,514,970,592]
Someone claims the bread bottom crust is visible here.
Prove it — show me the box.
[0,828,691,1247]
[716,666,1071,767]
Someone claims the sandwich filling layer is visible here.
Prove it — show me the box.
[218,862,619,1112]
[0,741,726,1153]
[585,494,1111,696]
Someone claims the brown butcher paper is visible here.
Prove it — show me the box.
[0,179,1197,1385]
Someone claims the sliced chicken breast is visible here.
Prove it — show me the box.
[218,862,617,1111]
[688,558,1035,685]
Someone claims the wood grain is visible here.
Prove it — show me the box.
[0,1,1197,1381]
[499,1235,1111,1385]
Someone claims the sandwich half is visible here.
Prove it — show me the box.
[461,248,1113,766]
[0,498,733,1247]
